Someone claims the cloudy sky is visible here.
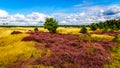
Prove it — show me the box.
[0,0,120,26]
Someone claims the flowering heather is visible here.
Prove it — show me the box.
[20,32,116,68]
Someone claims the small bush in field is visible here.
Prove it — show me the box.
[109,29,114,32]
[80,26,87,34]
[92,36,101,42]
[77,35,83,42]
[34,27,39,32]
[86,48,96,54]
[112,34,120,43]
[102,28,108,33]
[44,18,58,33]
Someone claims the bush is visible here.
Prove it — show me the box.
[34,27,39,32]
[77,35,83,42]
[80,26,87,34]
[90,23,97,31]
[91,37,101,42]
[102,27,108,33]
[112,35,120,43]
[11,31,22,34]
[44,18,58,33]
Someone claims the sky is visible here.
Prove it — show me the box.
[0,0,120,25]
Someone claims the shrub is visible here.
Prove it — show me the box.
[34,27,39,32]
[11,31,22,34]
[109,29,114,32]
[77,35,83,42]
[44,18,58,33]
[102,27,108,33]
[22,31,113,68]
[112,34,120,43]
[90,23,97,31]
[91,36,101,42]
[84,34,92,42]
[80,26,87,34]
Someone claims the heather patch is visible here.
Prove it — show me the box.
[20,32,116,68]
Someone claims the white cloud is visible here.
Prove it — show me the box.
[0,11,48,26]
[51,4,120,25]
[1,4,120,26]
[0,10,8,17]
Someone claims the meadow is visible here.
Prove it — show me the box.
[0,27,120,68]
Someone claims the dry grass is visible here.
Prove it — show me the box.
[0,27,118,68]
[91,34,114,41]
[0,28,49,67]
[57,27,80,34]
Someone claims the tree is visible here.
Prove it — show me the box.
[44,18,58,33]
[90,23,97,31]
[80,26,87,34]
[98,21,104,29]
[34,27,39,32]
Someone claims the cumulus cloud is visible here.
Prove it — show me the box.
[0,10,8,17]
[0,10,48,26]
[52,4,120,25]
[0,4,120,26]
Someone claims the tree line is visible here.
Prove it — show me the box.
[80,19,120,33]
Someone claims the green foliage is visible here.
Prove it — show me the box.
[34,27,39,32]
[90,23,97,31]
[77,35,83,42]
[95,19,120,30]
[80,26,87,34]
[86,48,96,54]
[102,27,108,33]
[84,34,92,42]
[77,34,101,42]
[91,36,101,42]
[109,29,114,32]
[112,34,120,43]
[97,21,104,29]
[44,18,58,33]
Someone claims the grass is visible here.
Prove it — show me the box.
[0,27,120,68]
[91,34,114,41]
[104,35,120,68]
[104,43,120,68]
[28,64,54,68]
[57,27,80,34]
[0,33,35,67]
[0,28,51,68]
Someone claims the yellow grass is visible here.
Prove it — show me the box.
[0,29,51,67]
[57,27,80,34]
[0,27,117,68]
[91,34,114,41]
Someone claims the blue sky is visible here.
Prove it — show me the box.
[0,0,82,14]
[0,0,120,25]
[0,0,119,14]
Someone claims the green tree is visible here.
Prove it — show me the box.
[98,21,104,29]
[44,18,58,33]
[80,26,87,34]
[90,23,97,31]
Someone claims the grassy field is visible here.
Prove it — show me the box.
[0,27,52,68]
[0,27,120,68]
